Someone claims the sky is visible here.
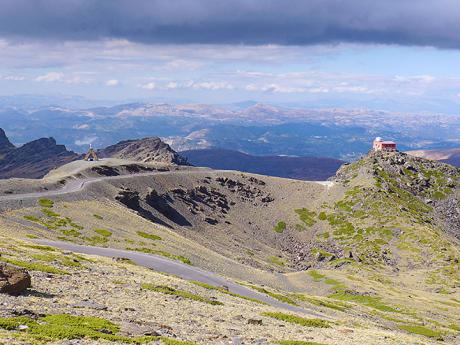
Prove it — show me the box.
[1,0,460,113]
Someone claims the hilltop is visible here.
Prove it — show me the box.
[407,148,460,168]
[99,137,189,166]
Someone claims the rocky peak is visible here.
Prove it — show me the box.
[335,150,460,238]
[99,137,189,165]
[0,128,15,155]
[17,137,73,157]
[0,137,78,179]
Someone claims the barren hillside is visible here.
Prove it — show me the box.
[0,152,459,344]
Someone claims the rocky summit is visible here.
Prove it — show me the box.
[0,129,15,157]
[99,137,189,165]
[0,135,78,179]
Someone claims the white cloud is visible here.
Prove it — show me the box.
[65,76,92,84]
[307,87,330,93]
[163,59,202,71]
[35,72,64,82]
[140,82,156,90]
[165,82,178,89]
[191,81,234,90]
[75,136,97,146]
[105,79,119,86]
[245,84,259,91]
[246,83,306,93]
[2,75,25,81]
[333,85,371,94]
[393,75,435,83]
[73,124,90,130]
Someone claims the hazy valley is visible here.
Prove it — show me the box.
[1,100,459,161]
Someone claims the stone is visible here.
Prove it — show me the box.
[247,319,263,325]
[0,263,31,295]
[72,300,108,310]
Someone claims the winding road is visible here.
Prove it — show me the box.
[35,239,324,317]
[0,167,329,317]
[0,170,190,201]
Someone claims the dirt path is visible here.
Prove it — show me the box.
[35,239,326,318]
[0,169,330,202]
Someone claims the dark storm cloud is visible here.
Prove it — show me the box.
[0,0,459,48]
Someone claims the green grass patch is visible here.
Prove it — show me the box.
[294,295,350,312]
[142,283,223,305]
[31,253,56,262]
[0,314,159,343]
[59,256,84,268]
[61,229,81,237]
[94,228,112,237]
[136,231,162,241]
[38,198,54,208]
[318,211,327,221]
[41,208,59,218]
[268,255,286,266]
[245,285,297,306]
[398,324,443,338]
[274,221,287,233]
[22,244,56,252]
[24,215,40,222]
[329,291,399,313]
[295,208,317,227]
[85,235,109,245]
[308,270,326,282]
[126,247,191,265]
[448,324,460,331]
[25,234,39,239]
[262,312,330,328]
[0,257,68,275]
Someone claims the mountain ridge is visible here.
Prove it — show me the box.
[407,148,460,168]
[0,136,78,179]
[99,137,189,165]
[181,148,343,181]
[0,130,190,179]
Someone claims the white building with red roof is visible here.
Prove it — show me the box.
[373,137,397,151]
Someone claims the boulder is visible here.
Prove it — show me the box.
[0,263,31,295]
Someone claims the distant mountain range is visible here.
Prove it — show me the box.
[181,148,343,180]
[0,100,459,161]
[406,148,460,167]
[0,127,342,181]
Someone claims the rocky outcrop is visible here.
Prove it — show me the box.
[99,137,189,165]
[0,129,15,156]
[407,148,460,168]
[0,136,79,179]
[0,263,31,295]
[335,150,460,239]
